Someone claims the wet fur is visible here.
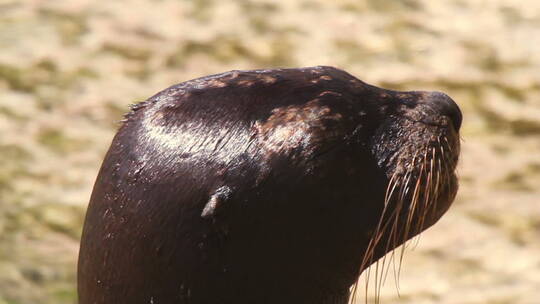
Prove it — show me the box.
[78,66,460,304]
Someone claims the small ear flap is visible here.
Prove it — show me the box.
[201,186,234,219]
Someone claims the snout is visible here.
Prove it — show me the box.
[423,91,462,131]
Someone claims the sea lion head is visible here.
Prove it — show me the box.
[78,66,462,304]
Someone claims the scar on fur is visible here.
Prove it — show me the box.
[201,186,233,218]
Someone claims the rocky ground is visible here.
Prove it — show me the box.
[0,0,539,303]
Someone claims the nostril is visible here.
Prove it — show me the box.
[426,92,462,131]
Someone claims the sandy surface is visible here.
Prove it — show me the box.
[0,0,539,303]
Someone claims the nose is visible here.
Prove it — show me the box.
[425,92,462,131]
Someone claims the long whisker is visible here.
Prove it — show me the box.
[353,130,457,304]
[398,154,423,280]
[352,170,401,304]
[379,169,411,297]
[410,147,429,248]
[416,147,436,247]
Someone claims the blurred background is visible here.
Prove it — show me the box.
[0,0,539,303]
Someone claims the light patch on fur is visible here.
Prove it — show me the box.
[237,79,255,87]
[207,80,228,88]
[140,102,252,166]
[228,71,240,79]
[201,186,233,218]
[254,99,343,157]
[255,120,311,154]
[310,75,332,83]
[258,74,277,84]
[318,90,342,97]
[319,75,332,81]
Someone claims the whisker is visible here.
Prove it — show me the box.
[413,146,436,247]
[354,171,401,304]
[380,170,410,294]
[353,131,457,304]
[443,136,453,153]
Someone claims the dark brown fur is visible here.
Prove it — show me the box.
[78,66,461,304]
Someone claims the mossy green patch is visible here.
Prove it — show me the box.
[37,128,90,154]
[0,145,31,163]
[494,171,533,191]
[190,0,214,22]
[0,60,98,95]
[102,43,152,62]
[334,39,372,65]
[167,35,294,68]
[6,203,85,240]
[38,9,88,45]
[50,286,77,303]
[0,145,31,195]
[239,0,280,34]
[475,105,540,136]
[0,64,35,92]
[367,0,422,11]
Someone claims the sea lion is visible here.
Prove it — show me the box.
[77,66,461,304]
